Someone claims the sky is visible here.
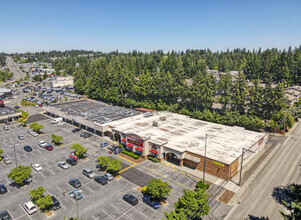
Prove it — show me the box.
[0,0,300,53]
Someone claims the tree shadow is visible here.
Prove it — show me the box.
[271,185,291,205]
[248,214,269,220]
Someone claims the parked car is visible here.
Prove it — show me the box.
[3,158,12,165]
[14,106,20,109]
[80,132,92,138]
[51,196,61,210]
[3,126,9,131]
[66,158,77,166]
[0,210,11,220]
[51,117,63,124]
[18,135,25,140]
[142,196,161,209]
[69,179,81,188]
[82,168,96,179]
[123,194,138,206]
[45,145,53,151]
[94,176,107,185]
[32,164,42,172]
[24,145,32,152]
[38,140,47,148]
[72,127,81,132]
[57,161,69,169]
[23,201,37,215]
[68,189,82,200]
[31,131,38,137]
[57,121,64,126]
[100,141,108,147]
[0,184,7,194]
[108,146,118,151]
[114,147,123,154]
[24,175,33,183]
[103,173,113,181]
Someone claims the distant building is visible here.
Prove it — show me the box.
[49,76,74,88]
[284,85,301,106]
[0,88,12,100]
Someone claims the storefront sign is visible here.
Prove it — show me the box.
[127,135,143,147]
[212,160,224,167]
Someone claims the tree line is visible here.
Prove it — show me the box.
[12,47,301,130]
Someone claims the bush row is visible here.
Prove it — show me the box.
[147,156,160,163]
[121,150,140,159]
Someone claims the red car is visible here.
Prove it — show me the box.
[38,104,43,107]
[45,145,53,151]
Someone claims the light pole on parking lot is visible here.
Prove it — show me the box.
[14,144,18,168]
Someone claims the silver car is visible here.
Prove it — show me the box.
[3,158,12,165]
[58,161,69,169]
[18,135,25,140]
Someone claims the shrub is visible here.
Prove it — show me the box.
[121,150,140,159]
[195,180,210,190]
[148,156,160,163]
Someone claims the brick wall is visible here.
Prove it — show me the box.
[184,152,231,180]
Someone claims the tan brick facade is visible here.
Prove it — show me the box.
[184,152,235,180]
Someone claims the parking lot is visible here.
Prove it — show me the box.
[0,115,198,220]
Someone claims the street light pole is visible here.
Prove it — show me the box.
[203,134,207,184]
[13,145,18,168]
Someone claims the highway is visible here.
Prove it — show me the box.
[226,122,301,219]
[2,56,26,85]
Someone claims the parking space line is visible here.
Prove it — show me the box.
[7,209,15,220]
[111,204,134,220]
[39,171,46,178]
[118,199,150,219]
[47,168,55,175]
[18,204,32,220]
[82,184,95,193]
[5,177,11,184]
[101,209,114,220]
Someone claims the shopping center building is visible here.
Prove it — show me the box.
[44,100,268,180]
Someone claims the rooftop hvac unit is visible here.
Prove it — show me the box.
[153,121,158,127]
[144,112,153,118]
[159,116,166,121]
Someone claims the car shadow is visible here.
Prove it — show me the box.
[248,215,269,220]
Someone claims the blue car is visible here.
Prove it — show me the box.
[68,190,82,200]
[142,196,160,209]
[100,141,108,147]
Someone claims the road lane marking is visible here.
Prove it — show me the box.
[118,163,137,174]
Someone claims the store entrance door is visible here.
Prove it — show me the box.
[166,153,180,166]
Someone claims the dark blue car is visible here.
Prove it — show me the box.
[142,196,160,209]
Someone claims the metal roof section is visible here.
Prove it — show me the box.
[51,99,141,124]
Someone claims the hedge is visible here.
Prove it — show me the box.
[148,156,160,163]
[195,180,210,190]
[121,150,140,159]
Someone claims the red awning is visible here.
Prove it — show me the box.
[121,139,126,142]
[149,149,158,154]
[126,144,133,148]
[135,147,143,152]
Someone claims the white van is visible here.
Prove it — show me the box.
[51,117,63,124]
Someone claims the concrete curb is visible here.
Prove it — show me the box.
[224,203,238,220]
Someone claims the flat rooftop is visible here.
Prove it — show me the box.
[51,100,141,124]
[110,112,266,165]
[0,106,21,120]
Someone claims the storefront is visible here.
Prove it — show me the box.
[149,144,159,157]
[126,135,144,155]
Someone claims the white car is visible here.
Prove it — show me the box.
[23,201,37,215]
[31,132,38,137]
[57,121,64,126]
[103,173,113,181]
[58,161,69,169]
[18,135,25,140]
[32,164,42,171]
[3,158,12,165]
[38,140,47,148]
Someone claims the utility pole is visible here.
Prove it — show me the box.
[76,193,79,220]
[239,147,256,186]
[239,148,244,186]
[13,145,18,168]
[203,134,207,184]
